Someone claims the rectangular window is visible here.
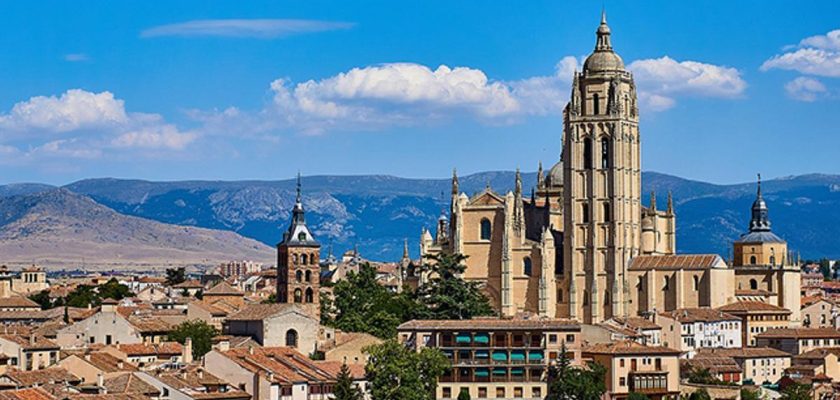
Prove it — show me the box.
[549,334,557,344]
[496,387,505,398]
[514,387,523,397]
[566,334,575,343]
[478,387,487,398]
[442,387,451,398]
[532,387,542,398]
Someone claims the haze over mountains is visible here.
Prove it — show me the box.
[1,171,839,268]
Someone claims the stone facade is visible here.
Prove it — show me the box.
[276,175,321,318]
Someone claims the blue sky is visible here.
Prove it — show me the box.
[1,0,839,185]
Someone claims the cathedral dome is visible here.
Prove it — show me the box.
[583,51,625,73]
[546,160,563,187]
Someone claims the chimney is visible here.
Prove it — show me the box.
[198,369,204,379]
[97,373,104,389]
[84,353,92,361]
[117,360,124,369]
[182,338,193,364]
[216,338,230,352]
[29,334,35,346]
[248,346,254,355]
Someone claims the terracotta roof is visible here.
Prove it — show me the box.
[659,308,740,323]
[398,317,580,331]
[126,315,172,333]
[0,296,41,309]
[683,357,742,374]
[3,367,80,387]
[0,388,56,400]
[628,254,724,271]
[190,301,229,316]
[103,373,160,395]
[582,340,681,356]
[226,303,314,321]
[172,280,203,289]
[756,327,840,340]
[204,281,243,296]
[735,289,774,297]
[794,347,840,360]
[801,297,834,309]
[217,347,337,384]
[315,361,366,380]
[0,334,59,350]
[695,347,790,359]
[152,365,250,400]
[605,316,661,330]
[718,301,792,314]
[115,341,183,357]
[80,352,138,373]
[65,394,150,400]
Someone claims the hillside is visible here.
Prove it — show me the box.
[0,189,274,269]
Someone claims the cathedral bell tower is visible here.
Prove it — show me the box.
[277,174,321,317]
[562,11,640,323]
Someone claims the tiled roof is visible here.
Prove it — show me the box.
[582,340,681,356]
[717,301,792,314]
[756,327,840,340]
[0,334,59,350]
[683,357,742,374]
[126,315,172,333]
[794,347,840,360]
[605,316,661,330]
[0,388,56,400]
[226,303,314,321]
[172,280,203,289]
[217,347,337,385]
[659,308,740,323]
[398,317,580,331]
[204,281,243,296]
[3,367,80,387]
[81,352,138,373]
[152,365,250,400]
[190,301,229,316]
[103,372,160,395]
[314,361,366,380]
[628,254,724,271]
[0,296,41,309]
[115,341,183,357]
[695,347,790,359]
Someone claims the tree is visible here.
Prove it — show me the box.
[364,340,449,400]
[64,284,100,308]
[456,389,471,400]
[780,383,811,400]
[688,389,711,400]
[167,320,218,360]
[546,345,607,400]
[333,362,363,400]
[413,253,493,320]
[165,267,186,286]
[98,278,134,300]
[741,388,763,400]
[627,393,650,400]
[29,290,53,310]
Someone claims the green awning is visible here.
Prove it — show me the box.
[492,351,508,361]
[528,351,544,360]
[455,333,472,343]
[475,368,489,377]
[474,333,490,344]
[493,368,507,376]
[511,368,525,376]
[510,351,526,361]
[475,350,489,358]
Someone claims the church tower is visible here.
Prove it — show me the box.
[277,174,321,316]
[562,11,640,323]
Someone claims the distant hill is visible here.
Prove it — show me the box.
[9,171,824,262]
[0,188,274,269]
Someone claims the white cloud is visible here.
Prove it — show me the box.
[762,29,840,78]
[784,76,827,102]
[0,89,195,156]
[141,19,354,39]
[628,56,747,110]
[64,53,89,62]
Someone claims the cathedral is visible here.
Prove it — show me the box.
[420,12,799,325]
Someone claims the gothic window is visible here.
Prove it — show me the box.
[583,138,593,169]
[305,270,311,282]
[693,276,699,291]
[523,257,532,277]
[593,93,600,115]
[293,288,302,303]
[601,137,610,169]
[286,329,299,348]
[295,270,303,283]
[292,254,298,264]
[480,218,492,240]
[624,95,629,115]
[583,290,589,306]
[663,277,669,291]
[582,203,590,223]
[305,288,314,303]
[750,256,757,265]
[298,232,307,241]
[749,279,758,290]
[301,254,308,265]
[603,202,611,222]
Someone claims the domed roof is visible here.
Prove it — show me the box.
[545,160,563,187]
[583,51,625,73]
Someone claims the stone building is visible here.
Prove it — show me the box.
[276,174,321,319]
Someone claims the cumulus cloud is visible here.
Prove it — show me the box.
[0,89,195,158]
[761,29,840,77]
[141,19,354,39]
[784,76,828,102]
[628,56,747,110]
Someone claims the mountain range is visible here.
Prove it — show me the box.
[1,171,839,268]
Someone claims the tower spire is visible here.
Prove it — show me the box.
[650,190,657,212]
[749,173,771,232]
[451,168,459,195]
[402,238,409,259]
[595,7,613,51]
[667,191,674,215]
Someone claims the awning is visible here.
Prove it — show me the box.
[528,351,544,361]
[493,368,507,376]
[474,333,490,344]
[455,333,472,343]
[511,368,525,376]
[492,351,508,361]
[475,368,490,377]
[510,351,526,361]
[475,350,489,358]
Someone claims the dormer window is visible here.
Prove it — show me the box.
[298,232,307,241]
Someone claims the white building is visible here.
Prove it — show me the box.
[656,308,742,358]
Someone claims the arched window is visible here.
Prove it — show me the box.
[480,218,492,240]
[749,279,758,290]
[770,255,776,266]
[582,203,590,223]
[693,276,699,291]
[305,288,314,303]
[523,257,532,277]
[301,254,308,265]
[601,137,610,169]
[293,288,302,303]
[292,254,298,264]
[749,256,757,265]
[637,277,644,291]
[583,138,593,169]
[663,277,670,291]
[583,290,589,306]
[593,93,600,115]
[286,329,298,348]
[305,270,311,283]
[295,270,303,283]
[603,203,611,222]
[557,289,563,302]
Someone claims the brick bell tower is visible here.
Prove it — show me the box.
[277,173,321,314]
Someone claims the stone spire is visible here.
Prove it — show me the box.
[515,168,522,195]
[537,161,545,189]
[649,190,657,212]
[281,172,317,245]
[402,238,409,260]
[451,168,459,195]
[749,173,771,232]
[292,172,304,224]
[667,191,674,215]
[595,9,612,51]
[514,168,524,233]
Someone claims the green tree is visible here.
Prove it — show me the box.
[29,290,53,310]
[414,253,493,320]
[780,383,811,400]
[628,393,650,400]
[65,284,100,308]
[165,267,186,286]
[333,362,363,400]
[688,389,711,400]
[546,345,607,400]
[456,389,471,400]
[167,320,218,360]
[741,388,763,400]
[364,340,449,400]
[98,278,134,300]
